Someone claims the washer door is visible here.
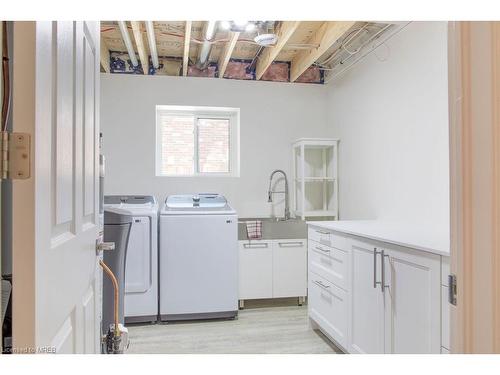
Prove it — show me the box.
[125,216,152,293]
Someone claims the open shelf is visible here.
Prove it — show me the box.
[292,138,339,220]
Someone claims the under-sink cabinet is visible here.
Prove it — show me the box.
[307,224,447,354]
[238,239,307,306]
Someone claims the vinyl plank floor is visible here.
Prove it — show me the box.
[126,300,343,354]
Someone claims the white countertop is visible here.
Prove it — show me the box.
[307,220,450,257]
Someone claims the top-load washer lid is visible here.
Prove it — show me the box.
[104,195,159,216]
[163,194,236,214]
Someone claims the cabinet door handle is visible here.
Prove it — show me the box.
[381,250,390,293]
[243,243,268,249]
[315,246,330,254]
[314,280,330,290]
[278,241,304,247]
[373,247,382,289]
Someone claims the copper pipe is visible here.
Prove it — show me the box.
[99,260,121,337]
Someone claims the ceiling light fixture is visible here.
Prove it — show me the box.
[220,21,231,30]
[245,23,256,32]
[220,21,258,33]
[254,33,278,46]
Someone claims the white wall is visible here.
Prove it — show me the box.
[326,22,450,233]
[101,74,329,217]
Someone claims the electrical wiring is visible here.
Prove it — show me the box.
[315,23,393,74]
[324,22,411,84]
[318,23,387,67]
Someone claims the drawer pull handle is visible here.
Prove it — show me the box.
[314,280,330,290]
[315,246,330,253]
[243,243,269,249]
[278,241,304,247]
[316,230,330,235]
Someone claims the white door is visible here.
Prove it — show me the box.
[383,245,441,354]
[349,239,385,354]
[12,21,101,353]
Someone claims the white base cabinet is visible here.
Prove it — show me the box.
[239,240,274,299]
[384,243,441,353]
[308,224,447,354]
[238,239,307,301]
[349,238,385,353]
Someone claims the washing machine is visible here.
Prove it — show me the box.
[159,193,238,321]
[104,195,159,323]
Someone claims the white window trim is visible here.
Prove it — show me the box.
[155,105,240,177]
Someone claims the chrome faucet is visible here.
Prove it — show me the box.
[268,169,290,221]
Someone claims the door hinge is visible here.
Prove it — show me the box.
[0,131,31,180]
[448,274,457,306]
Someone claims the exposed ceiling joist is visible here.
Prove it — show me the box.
[290,21,355,82]
[218,32,240,78]
[183,21,192,76]
[255,21,301,80]
[100,36,110,73]
[131,21,149,74]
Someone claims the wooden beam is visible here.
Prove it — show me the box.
[255,21,301,80]
[100,36,110,73]
[130,21,149,74]
[183,21,192,76]
[218,32,240,78]
[289,21,355,82]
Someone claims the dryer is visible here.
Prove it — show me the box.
[159,194,238,321]
[104,195,159,323]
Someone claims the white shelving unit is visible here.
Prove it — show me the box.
[292,138,339,220]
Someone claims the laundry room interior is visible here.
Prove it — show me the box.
[1,17,466,356]
[95,20,450,354]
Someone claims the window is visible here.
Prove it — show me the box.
[156,105,240,176]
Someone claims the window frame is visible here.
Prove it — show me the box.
[155,105,240,177]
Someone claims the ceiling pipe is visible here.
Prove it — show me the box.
[118,21,138,67]
[145,21,159,69]
[196,21,218,70]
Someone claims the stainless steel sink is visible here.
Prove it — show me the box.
[238,217,307,240]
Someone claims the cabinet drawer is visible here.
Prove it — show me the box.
[308,226,347,250]
[308,272,348,349]
[308,240,348,290]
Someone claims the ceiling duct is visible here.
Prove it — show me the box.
[118,21,138,67]
[196,21,218,70]
[145,21,159,69]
